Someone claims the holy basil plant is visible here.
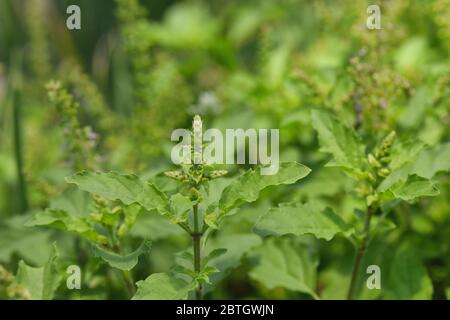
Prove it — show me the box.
[254,109,449,299]
[27,116,311,300]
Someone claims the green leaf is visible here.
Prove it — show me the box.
[408,142,450,179]
[129,212,184,240]
[172,265,196,278]
[394,37,429,71]
[174,250,194,266]
[398,86,430,128]
[197,266,220,284]
[66,171,170,215]
[385,248,433,299]
[379,175,440,202]
[389,139,425,170]
[206,234,262,273]
[203,233,262,290]
[201,265,220,276]
[152,2,218,49]
[203,248,227,266]
[0,214,53,265]
[15,244,61,300]
[218,162,310,215]
[49,187,92,217]
[292,167,349,199]
[168,193,192,224]
[249,238,319,299]
[133,273,196,300]
[254,202,353,241]
[204,211,219,229]
[93,240,152,271]
[25,209,106,244]
[311,110,367,178]
[379,142,450,189]
[117,203,143,238]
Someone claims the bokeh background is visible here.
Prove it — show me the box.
[0,0,449,299]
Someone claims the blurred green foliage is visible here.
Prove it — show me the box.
[0,0,449,300]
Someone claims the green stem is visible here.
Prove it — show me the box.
[107,226,135,298]
[347,205,374,300]
[192,203,203,300]
[12,89,29,213]
[121,269,135,298]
